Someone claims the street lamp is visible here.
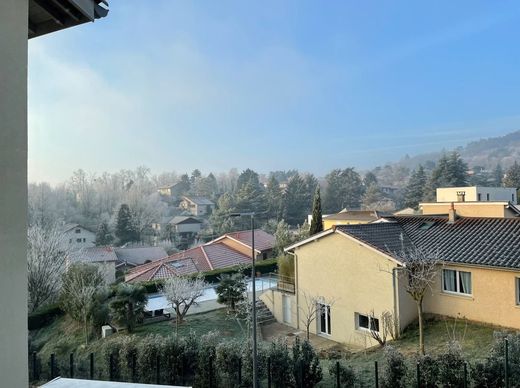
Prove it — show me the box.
[229,212,258,388]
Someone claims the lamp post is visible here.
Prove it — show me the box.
[229,212,258,388]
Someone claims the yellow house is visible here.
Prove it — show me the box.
[321,209,391,230]
[420,201,520,218]
[261,214,520,348]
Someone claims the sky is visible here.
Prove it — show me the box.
[28,1,520,184]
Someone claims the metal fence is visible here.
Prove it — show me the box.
[29,338,515,387]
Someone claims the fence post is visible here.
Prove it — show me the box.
[463,362,468,388]
[416,362,420,388]
[181,353,186,386]
[69,353,74,378]
[131,353,136,383]
[32,351,38,381]
[374,361,379,388]
[209,355,214,388]
[156,354,161,385]
[109,353,114,381]
[505,338,510,388]
[268,356,272,388]
[298,359,304,388]
[89,353,94,380]
[50,353,56,379]
[336,361,341,388]
[237,357,242,385]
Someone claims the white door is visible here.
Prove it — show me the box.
[282,295,291,324]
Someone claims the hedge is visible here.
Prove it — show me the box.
[139,257,279,294]
[28,303,64,330]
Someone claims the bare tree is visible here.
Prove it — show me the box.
[368,310,397,346]
[27,223,70,313]
[162,275,207,334]
[61,263,105,344]
[299,290,335,340]
[395,247,442,354]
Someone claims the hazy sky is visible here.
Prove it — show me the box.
[28,1,520,184]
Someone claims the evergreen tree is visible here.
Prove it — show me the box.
[209,192,238,235]
[424,152,468,201]
[109,283,147,332]
[404,165,427,209]
[303,174,319,210]
[362,184,383,210]
[274,220,292,255]
[494,164,504,187]
[115,204,139,244]
[236,168,261,192]
[364,171,378,187]
[265,174,283,220]
[503,161,520,189]
[283,174,308,226]
[216,273,246,312]
[309,186,323,235]
[323,168,364,212]
[95,221,114,246]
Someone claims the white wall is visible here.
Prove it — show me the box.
[64,226,96,249]
[436,186,516,202]
[0,1,28,386]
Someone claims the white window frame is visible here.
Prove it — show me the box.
[355,312,379,332]
[317,302,331,336]
[516,278,520,306]
[442,269,472,296]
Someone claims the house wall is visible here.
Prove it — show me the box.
[260,290,297,326]
[323,219,371,229]
[420,202,510,218]
[64,227,96,248]
[292,233,409,348]
[220,237,257,258]
[175,223,201,234]
[0,1,28,386]
[423,264,520,330]
[436,187,516,203]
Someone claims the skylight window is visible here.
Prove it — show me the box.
[419,221,435,230]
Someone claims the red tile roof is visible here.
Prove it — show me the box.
[124,228,274,283]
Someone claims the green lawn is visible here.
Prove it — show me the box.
[318,317,498,386]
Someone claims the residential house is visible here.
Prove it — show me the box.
[114,246,168,270]
[420,186,520,218]
[125,229,275,283]
[179,196,215,216]
[321,209,391,229]
[62,223,96,249]
[68,247,118,284]
[261,213,520,349]
[167,216,202,235]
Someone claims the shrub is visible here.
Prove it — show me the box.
[381,346,408,388]
[135,334,164,383]
[216,341,242,386]
[268,338,294,388]
[437,342,465,387]
[292,337,322,387]
[328,361,356,387]
[28,303,64,330]
[162,335,186,385]
[194,331,219,387]
[413,354,438,388]
[118,336,139,382]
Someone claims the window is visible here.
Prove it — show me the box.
[75,228,81,234]
[318,303,331,335]
[477,193,481,201]
[69,239,72,243]
[443,269,472,295]
[76,238,82,243]
[356,313,379,332]
[516,278,520,306]
[486,193,490,201]
[513,194,516,203]
[82,238,86,242]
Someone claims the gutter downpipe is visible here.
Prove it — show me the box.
[392,267,400,338]
[287,250,299,330]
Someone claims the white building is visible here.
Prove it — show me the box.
[62,224,96,249]
[179,196,215,216]
[436,186,517,203]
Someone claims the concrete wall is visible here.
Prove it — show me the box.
[260,290,297,326]
[423,264,520,329]
[436,186,516,202]
[0,1,28,386]
[420,202,512,218]
[292,233,412,348]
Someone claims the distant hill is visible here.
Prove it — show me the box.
[372,130,520,188]
[395,130,520,171]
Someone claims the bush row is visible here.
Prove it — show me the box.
[28,303,64,331]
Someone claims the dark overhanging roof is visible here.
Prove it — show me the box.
[28,0,108,39]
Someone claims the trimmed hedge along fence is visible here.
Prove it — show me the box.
[29,334,519,387]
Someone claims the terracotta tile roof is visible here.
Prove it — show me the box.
[224,229,276,252]
[124,228,270,283]
[337,216,520,269]
[114,246,168,266]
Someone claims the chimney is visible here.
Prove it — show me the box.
[448,202,457,224]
